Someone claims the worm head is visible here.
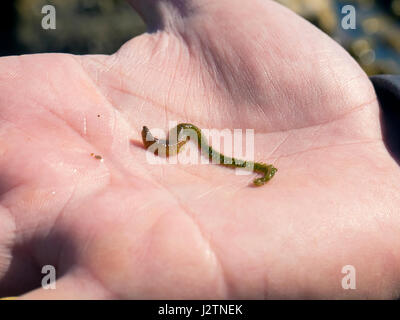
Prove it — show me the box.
[141,126,157,149]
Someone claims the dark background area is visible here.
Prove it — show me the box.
[0,0,146,56]
[0,0,399,75]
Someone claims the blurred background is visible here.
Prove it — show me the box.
[0,0,399,75]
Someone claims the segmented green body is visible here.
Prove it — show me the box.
[141,123,277,186]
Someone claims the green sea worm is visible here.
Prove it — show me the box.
[141,123,277,186]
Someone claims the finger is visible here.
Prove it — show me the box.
[0,205,33,297]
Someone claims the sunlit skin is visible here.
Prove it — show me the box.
[141,124,277,186]
[0,0,400,299]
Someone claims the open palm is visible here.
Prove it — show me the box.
[1,0,399,299]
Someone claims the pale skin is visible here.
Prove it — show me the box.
[0,0,400,299]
